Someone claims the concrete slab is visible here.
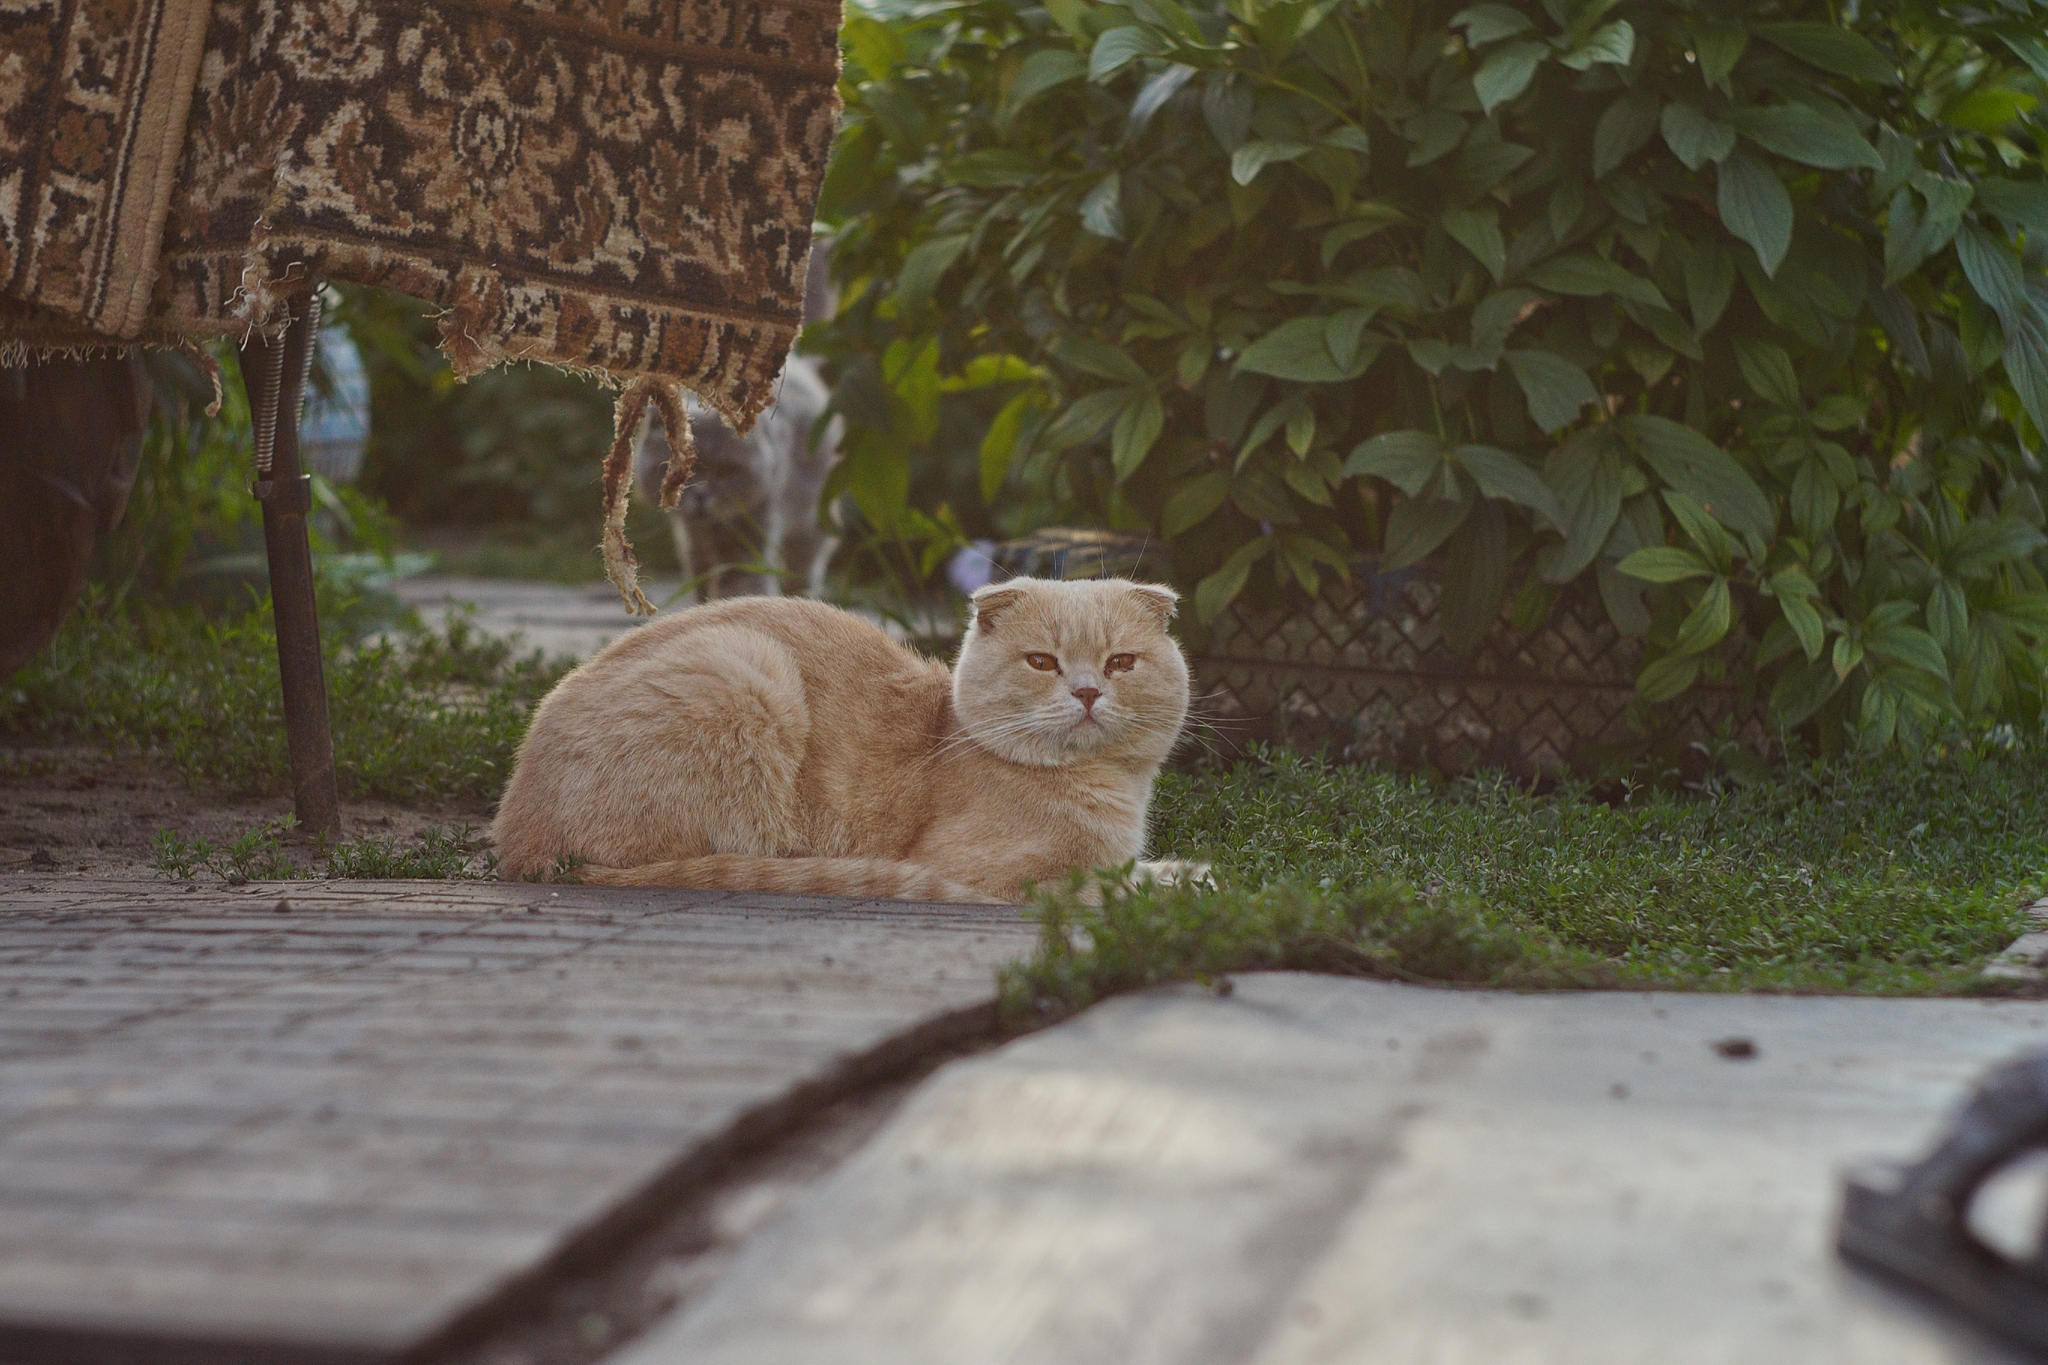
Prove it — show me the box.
[0,877,1033,1364]
[615,975,2048,1365]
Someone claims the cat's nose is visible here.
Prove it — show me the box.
[1072,686,1102,712]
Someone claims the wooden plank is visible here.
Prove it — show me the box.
[0,876,1033,1363]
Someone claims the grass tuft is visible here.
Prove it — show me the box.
[149,818,496,881]
[999,875,1604,1022]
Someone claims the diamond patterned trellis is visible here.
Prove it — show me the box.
[991,531,1768,778]
[1201,561,1770,776]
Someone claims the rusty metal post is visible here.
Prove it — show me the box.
[240,291,341,841]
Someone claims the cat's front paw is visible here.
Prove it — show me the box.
[1133,858,1214,890]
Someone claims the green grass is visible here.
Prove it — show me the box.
[149,818,496,881]
[3,595,571,803]
[1000,737,2048,1017]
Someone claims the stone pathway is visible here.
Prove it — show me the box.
[0,878,1032,1364]
[616,975,2048,1365]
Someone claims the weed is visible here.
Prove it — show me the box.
[150,817,304,882]
[324,825,495,879]
[1000,874,1604,1023]
[149,819,496,882]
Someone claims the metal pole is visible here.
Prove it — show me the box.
[239,291,341,841]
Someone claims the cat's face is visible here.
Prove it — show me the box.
[952,579,1190,768]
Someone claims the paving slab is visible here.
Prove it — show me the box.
[616,975,2048,1365]
[0,877,1033,1364]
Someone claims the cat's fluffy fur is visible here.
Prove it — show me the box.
[492,578,1192,902]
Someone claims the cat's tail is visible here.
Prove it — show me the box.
[577,854,1002,904]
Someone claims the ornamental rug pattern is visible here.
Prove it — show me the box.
[0,0,212,337]
[154,0,840,428]
[3,0,838,430]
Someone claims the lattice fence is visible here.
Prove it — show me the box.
[993,530,1768,778]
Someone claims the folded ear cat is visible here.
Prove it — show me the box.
[491,578,1194,902]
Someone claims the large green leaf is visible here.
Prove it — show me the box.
[1111,389,1165,481]
[1592,90,1660,180]
[1975,179,2048,236]
[1770,656,1842,726]
[1450,4,1531,44]
[1618,546,1713,583]
[1884,178,1972,284]
[1052,336,1150,384]
[1955,221,2027,328]
[1230,140,1312,185]
[1006,49,1087,114]
[1079,173,1123,239]
[1716,147,1793,276]
[1439,498,1509,655]
[1693,25,1748,90]
[2003,286,2048,437]
[1383,492,1473,569]
[1523,254,1665,309]
[1671,578,1733,657]
[1503,350,1597,435]
[1195,538,1271,622]
[1161,469,1231,535]
[1473,41,1546,114]
[1541,427,1624,582]
[1755,23,1898,85]
[979,390,1039,502]
[1682,239,1736,335]
[1090,25,1168,81]
[1623,416,1774,538]
[1345,430,1443,495]
[1042,389,1132,449]
[1732,339,1799,408]
[1451,444,1564,526]
[1947,515,2048,580]
[1732,105,1882,171]
[1559,20,1634,72]
[1864,621,1950,682]
[1442,206,1506,282]
[1661,103,1734,171]
[1238,316,1374,382]
[895,234,970,312]
[1636,652,1702,703]
[1469,288,1543,357]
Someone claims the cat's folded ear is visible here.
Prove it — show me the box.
[971,585,1027,633]
[1126,582,1179,625]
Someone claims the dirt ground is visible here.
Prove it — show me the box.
[0,738,490,880]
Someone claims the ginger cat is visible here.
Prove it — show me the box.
[491,578,1193,902]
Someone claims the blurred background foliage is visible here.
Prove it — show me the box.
[810,0,2048,753]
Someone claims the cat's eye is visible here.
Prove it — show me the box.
[1024,652,1060,672]
[1106,653,1138,674]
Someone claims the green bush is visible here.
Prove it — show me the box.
[815,0,2048,751]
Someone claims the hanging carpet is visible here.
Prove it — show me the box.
[2,0,842,605]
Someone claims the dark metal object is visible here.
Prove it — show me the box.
[239,292,341,840]
[0,353,150,679]
[1839,1051,2048,1356]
